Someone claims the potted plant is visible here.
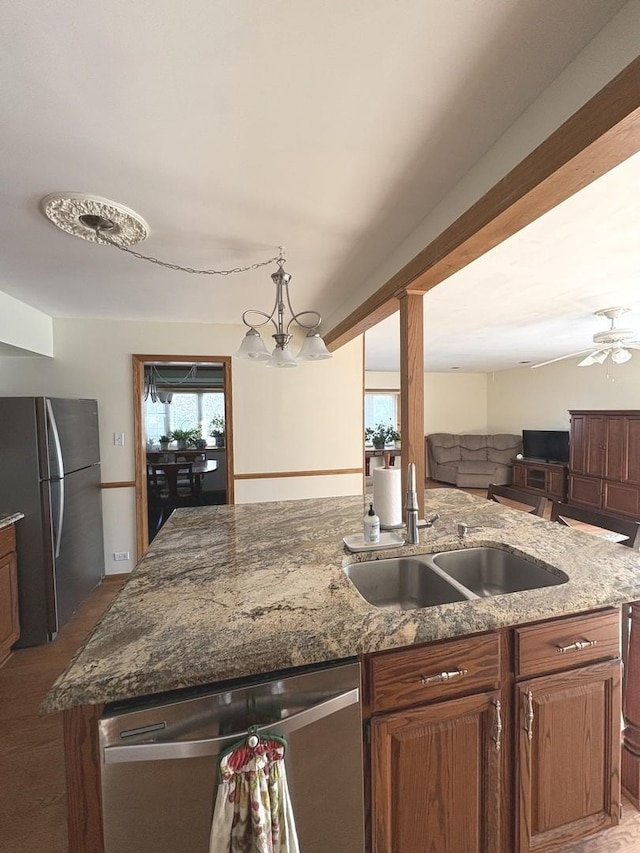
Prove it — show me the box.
[364,427,374,446]
[370,422,394,450]
[158,435,170,450]
[208,416,226,448]
[388,427,401,449]
[170,427,199,450]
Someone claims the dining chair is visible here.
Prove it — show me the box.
[487,483,547,517]
[550,500,640,692]
[549,502,640,549]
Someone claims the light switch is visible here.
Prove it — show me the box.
[114,432,125,446]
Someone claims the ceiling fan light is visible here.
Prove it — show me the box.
[611,347,632,364]
[591,351,608,365]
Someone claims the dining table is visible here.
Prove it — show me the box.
[149,459,218,498]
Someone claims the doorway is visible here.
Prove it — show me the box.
[132,355,234,557]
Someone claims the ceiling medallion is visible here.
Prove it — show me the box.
[40,193,149,247]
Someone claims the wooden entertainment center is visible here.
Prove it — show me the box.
[512,458,567,501]
[568,410,640,519]
[511,411,640,520]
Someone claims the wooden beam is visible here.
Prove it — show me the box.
[325,56,640,351]
[399,292,425,517]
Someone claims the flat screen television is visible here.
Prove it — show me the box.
[522,429,570,464]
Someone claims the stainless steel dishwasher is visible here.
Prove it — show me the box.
[99,660,364,853]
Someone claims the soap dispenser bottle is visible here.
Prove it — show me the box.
[364,503,380,544]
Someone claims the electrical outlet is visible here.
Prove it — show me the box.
[114,432,125,446]
[113,551,130,561]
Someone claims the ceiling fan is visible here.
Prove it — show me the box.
[532,307,640,369]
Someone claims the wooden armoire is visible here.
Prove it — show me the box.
[568,410,640,519]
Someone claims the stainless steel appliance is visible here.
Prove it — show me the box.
[0,397,104,645]
[99,661,364,853]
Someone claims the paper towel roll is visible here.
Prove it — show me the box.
[372,466,403,528]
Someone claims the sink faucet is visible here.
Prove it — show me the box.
[457,523,482,539]
[405,462,420,544]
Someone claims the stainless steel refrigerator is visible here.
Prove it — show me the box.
[0,397,104,646]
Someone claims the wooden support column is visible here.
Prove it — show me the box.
[64,703,105,853]
[623,602,640,809]
[399,291,425,517]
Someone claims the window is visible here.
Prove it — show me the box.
[144,391,225,443]
[364,391,400,432]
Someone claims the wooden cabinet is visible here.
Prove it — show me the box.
[365,608,621,853]
[569,410,640,519]
[371,691,502,853]
[516,661,621,852]
[512,459,567,501]
[0,523,20,667]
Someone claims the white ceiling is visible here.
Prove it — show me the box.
[365,151,640,372]
[0,0,629,341]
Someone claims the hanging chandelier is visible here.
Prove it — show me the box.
[235,251,331,368]
[144,365,199,403]
[40,194,331,369]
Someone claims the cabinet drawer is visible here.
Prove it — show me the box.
[0,525,16,560]
[516,609,620,678]
[368,632,501,713]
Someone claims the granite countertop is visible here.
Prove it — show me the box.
[0,512,24,531]
[43,489,640,713]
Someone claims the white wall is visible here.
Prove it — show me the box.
[0,290,53,356]
[365,370,488,434]
[0,318,363,573]
[487,357,640,433]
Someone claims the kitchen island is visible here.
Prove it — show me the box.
[44,489,640,852]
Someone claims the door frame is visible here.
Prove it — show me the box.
[132,354,234,559]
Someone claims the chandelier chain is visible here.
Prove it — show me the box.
[95,228,284,276]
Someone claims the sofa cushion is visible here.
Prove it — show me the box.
[458,434,488,461]
[429,434,461,465]
[456,460,501,475]
[487,434,522,465]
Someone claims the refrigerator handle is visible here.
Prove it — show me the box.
[46,399,65,479]
[46,400,66,558]
[53,478,65,559]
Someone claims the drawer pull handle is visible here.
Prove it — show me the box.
[525,690,534,741]
[493,700,502,752]
[556,639,597,654]
[420,668,468,685]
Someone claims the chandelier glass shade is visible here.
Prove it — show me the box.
[235,259,332,368]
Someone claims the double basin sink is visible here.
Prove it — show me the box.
[343,546,568,611]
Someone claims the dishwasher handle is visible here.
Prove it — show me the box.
[103,686,359,765]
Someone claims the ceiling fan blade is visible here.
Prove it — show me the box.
[531,349,594,369]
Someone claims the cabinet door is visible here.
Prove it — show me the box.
[0,552,20,665]
[585,416,607,477]
[603,481,640,519]
[626,418,640,485]
[371,690,502,853]
[516,660,621,853]
[568,474,602,509]
[547,469,564,501]
[570,415,587,474]
[604,416,626,481]
[513,462,526,488]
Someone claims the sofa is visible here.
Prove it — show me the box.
[426,433,522,489]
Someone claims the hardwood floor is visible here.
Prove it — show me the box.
[1,516,639,853]
[0,577,124,853]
